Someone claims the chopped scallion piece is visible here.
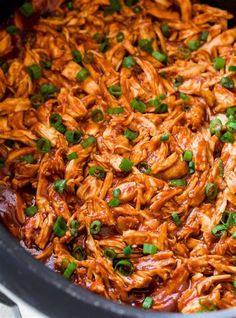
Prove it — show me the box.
[76,68,89,82]
[142,297,153,310]
[53,179,67,194]
[137,162,151,174]
[160,134,169,142]
[213,57,225,70]
[53,216,67,237]
[123,56,136,68]
[189,161,195,174]
[205,182,218,200]
[108,85,122,97]
[209,118,222,136]
[174,75,184,87]
[91,109,104,122]
[188,39,200,51]
[123,245,133,256]
[179,92,190,101]
[72,246,85,260]
[36,138,51,153]
[49,113,66,134]
[169,179,187,187]
[200,31,209,42]
[70,220,79,237]
[83,51,94,64]
[221,131,234,143]
[72,50,82,63]
[124,129,139,140]
[30,94,45,108]
[81,136,96,148]
[116,32,125,42]
[183,150,193,162]
[171,212,181,225]
[40,83,58,99]
[119,158,133,172]
[63,261,77,279]
[107,107,124,115]
[125,0,138,6]
[138,39,153,54]
[89,166,106,179]
[152,51,167,63]
[114,259,133,276]
[6,25,19,35]
[211,224,227,237]
[108,197,120,208]
[20,155,34,164]
[24,205,38,217]
[27,64,42,80]
[220,77,234,90]
[67,152,78,161]
[19,2,34,17]
[65,130,83,144]
[90,220,102,235]
[143,243,158,255]
[229,65,236,72]
[131,98,146,113]
[161,23,170,38]
[226,120,236,133]
[113,188,121,198]
[104,248,117,260]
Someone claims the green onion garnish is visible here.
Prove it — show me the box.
[209,118,222,136]
[138,39,153,54]
[226,107,236,119]
[183,150,193,162]
[113,188,121,198]
[200,31,209,42]
[49,113,66,134]
[205,182,218,200]
[40,83,58,99]
[19,2,34,17]
[104,248,117,260]
[232,232,236,240]
[27,64,42,80]
[169,179,187,187]
[220,77,234,90]
[93,32,105,44]
[116,32,125,42]
[24,205,38,217]
[171,212,181,226]
[143,243,158,255]
[137,162,151,174]
[160,134,169,142]
[108,197,120,208]
[119,158,133,172]
[6,25,19,35]
[107,107,124,115]
[70,220,79,237]
[219,159,224,177]
[109,0,121,12]
[123,245,133,256]
[76,68,89,82]
[125,0,138,6]
[20,155,34,164]
[123,56,136,68]
[152,51,167,63]
[72,246,85,260]
[161,23,170,38]
[189,161,195,174]
[90,220,102,235]
[211,224,227,237]
[108,85,122,97]
[115,259,133,276]
[131,98,146,113]
[53,179,67,194]
[142,297,153,310]
[188,39,200,51]
[226,120,236,133]
[72,50,82,63]
[67,1,73,9]
[89,166,106,179]
[81,136,96,149]
[30,94,45,108]
[65,130,83,144]
[53,216,67,237]
[174,75,184,87]
[179,92,190,101]
[36,138,51,153]
[124,129,139,140]
[221,131,234,143]
[229,65,236,72]
[63,261,77,279]
[213,57,225,70]
[67,152,78,161]
[91,109,104,122]
[99,39,110,53]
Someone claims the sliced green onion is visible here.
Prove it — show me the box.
[107,107,124,115]
[200,31,209,42]
[53,179,67,194]
[99,39,110,53]
[137,162,151,174]
[108,197,120,208]
[67,1,73,9]
[179,92,190,101]
[83,51,94,64]
[24,205,38,217]
[63,261,77,279]
[90,220,102,235]
[226,120,236,133]
[109,0,121,12]
[209,118,222,136]
[30,94,45,109]
[152,51,167,63]
[138,39,153,54]
[119,158,133,172]
[72,246,85,260]
[183,150,193,162]
[219,159,224,177]
[133,5,141,13]
[40,83,58,99]
[171,212,181,226]
[19,2,34,17]
[104,248,117,260]
[6,25,19,35]
[20,155,34,164]
[116,32,125,42]
[49,113,66,134]
[76,68,89,82]
[229,65,236,72]
[220,211,230,225]
[232,232,236,240]
[123,56,136,68]
[123,245,133,256]
[124,129,139,140]
[226,107,236,119]
[65,130,83,144]
[53,216,67,237]
[220,77,234,90]
[161,23,170,38]
[213,57,225,70]
[27,64,42,80]
[226,212,236,227]
[67,152,78,161]
[142,297,153,310]
[81,136,96,148]
[189,161,195,174]
[143,243,158,255]
[188,39,200,51]
[221,131,234,143]
[205,182,218,200]
[125,0,138,6]
[36,138,51,153]
[113,188,121,198]
[160,134,169,142]
[174,75,184,87]
[91,109,104,122]
[72,50,82,63]
[169,179,187,187]
[131,98,146,113]
[108,85,122,97]
[211,224,227,237]
[89,166,106,179]
[70,220,79,237]
[115,259,133,276]
[93,32,105,44]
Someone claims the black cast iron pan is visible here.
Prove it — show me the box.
[0,1,236,317]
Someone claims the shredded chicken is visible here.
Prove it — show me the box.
[0,0,236,313]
